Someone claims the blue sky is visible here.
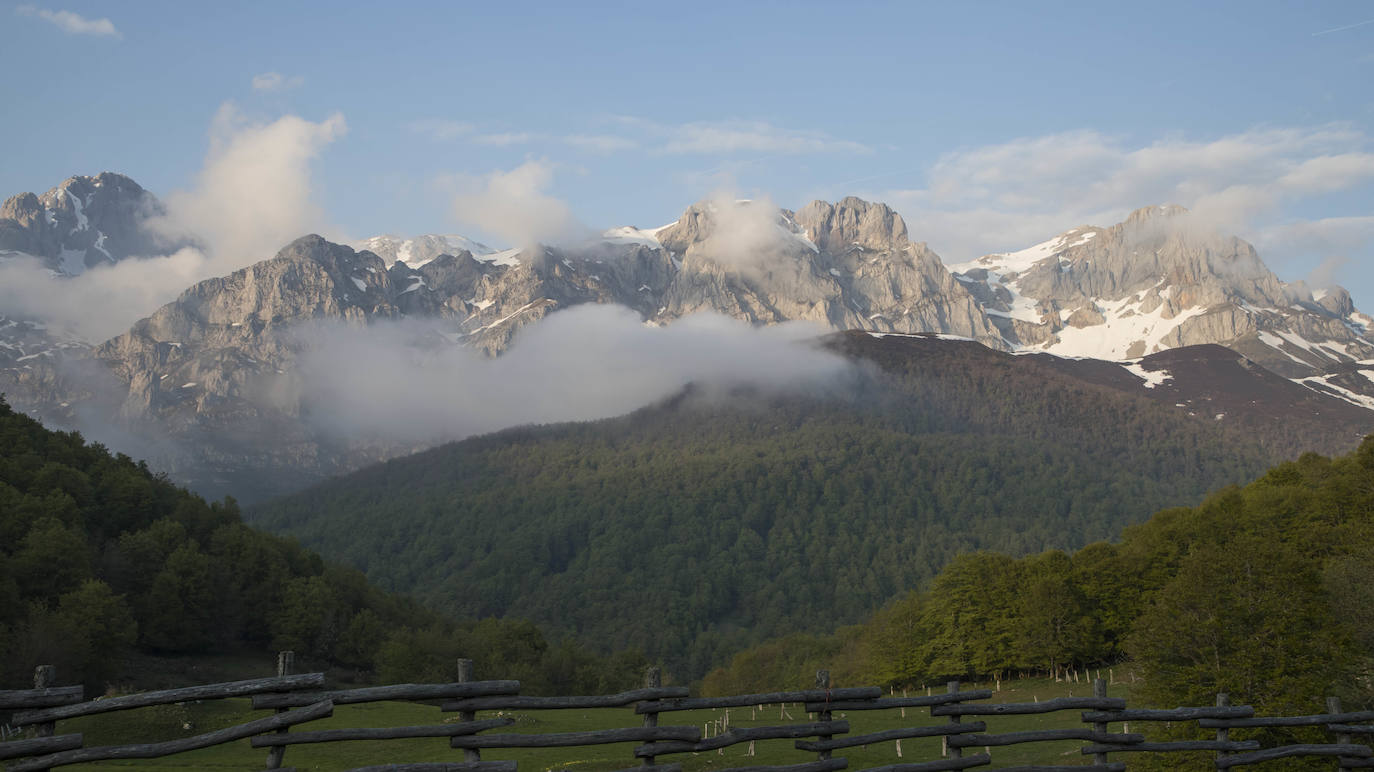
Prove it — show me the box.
[4,0,1374,302]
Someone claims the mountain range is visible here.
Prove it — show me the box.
[1,173,1372,501]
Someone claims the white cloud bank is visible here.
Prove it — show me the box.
[446,159,592,248]
[875,126,1374,286]
[152,103,346,267]
[296,304,854,445]
[16,5,120,37]
[0,103,346,342]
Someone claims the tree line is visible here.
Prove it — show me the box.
[0,396,646,695]
[700,440,1374,719]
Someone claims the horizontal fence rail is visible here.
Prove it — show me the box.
[2,657,1372,771]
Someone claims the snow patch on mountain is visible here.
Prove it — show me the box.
[1122,360,1171,388]
[601,223,674,248]
[354,234,496,268]
[1298,366,1374,411]
[950,228,1093,277]
[485,247,523,267]
[1050,298,1211,360]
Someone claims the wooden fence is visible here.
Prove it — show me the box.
[2,654,1372,772]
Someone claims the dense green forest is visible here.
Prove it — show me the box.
[0,396,647,695]
[252,335,1309,679]
[701,440,1374,720]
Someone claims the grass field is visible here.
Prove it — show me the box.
[49,675,1139,771]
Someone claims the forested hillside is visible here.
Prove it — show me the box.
[0,397,646,695]
[703,439,1374,719]
[252,334,1317,679]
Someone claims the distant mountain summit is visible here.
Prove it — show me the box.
[651,197,1003,347]
[0,173,179,397]
[951,205,1373,380]
[0,172,169,274]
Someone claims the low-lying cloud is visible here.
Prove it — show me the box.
[0,247,214,341]
[689,192,804,275]
[295,304,854,444]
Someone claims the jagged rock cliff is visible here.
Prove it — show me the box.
[652,197,1003,346]
[951,205,1374,377]
[0,172,170,274]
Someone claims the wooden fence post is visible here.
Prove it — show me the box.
[31,666,57,772]
[264,651,293,770]
[457,659,480,763]
[1092,678,1109,767]
[31,667,57,739]
[1329,696,1351,772]
[1215,693,1230,767]
[640,666,661,768]
[946,680,961,760]
[815,670,832,761]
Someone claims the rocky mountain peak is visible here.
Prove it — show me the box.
[654,199,806,256]
[0,171,169,273]
[1314,286,1355,318]
[0,192,43,225]
[794,196,909,254]
[951,205,1373,375]
[1123,203,1189,226]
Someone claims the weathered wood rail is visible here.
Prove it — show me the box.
[1,656,1371,771]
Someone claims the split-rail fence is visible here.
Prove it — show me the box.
[2,653,1372,772]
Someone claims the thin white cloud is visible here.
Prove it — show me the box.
[563,134,639,153]
[471,131,538,147]
[413,120,628,150]
[1254,215,1374,288]
[16,5,120,37]
[252,72,306,92]
[409,118,475,140]
[1312,17,1374,36]
[661,120,870,155]
[873,126,1374,271]
[517,115,868,156]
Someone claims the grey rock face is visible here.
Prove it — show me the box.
[0,173,172,273]
[952,205,1374,375]
[655,198,1004,347]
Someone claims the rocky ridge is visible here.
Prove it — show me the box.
[951,205,1374,390]
[3,173,1373,500]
